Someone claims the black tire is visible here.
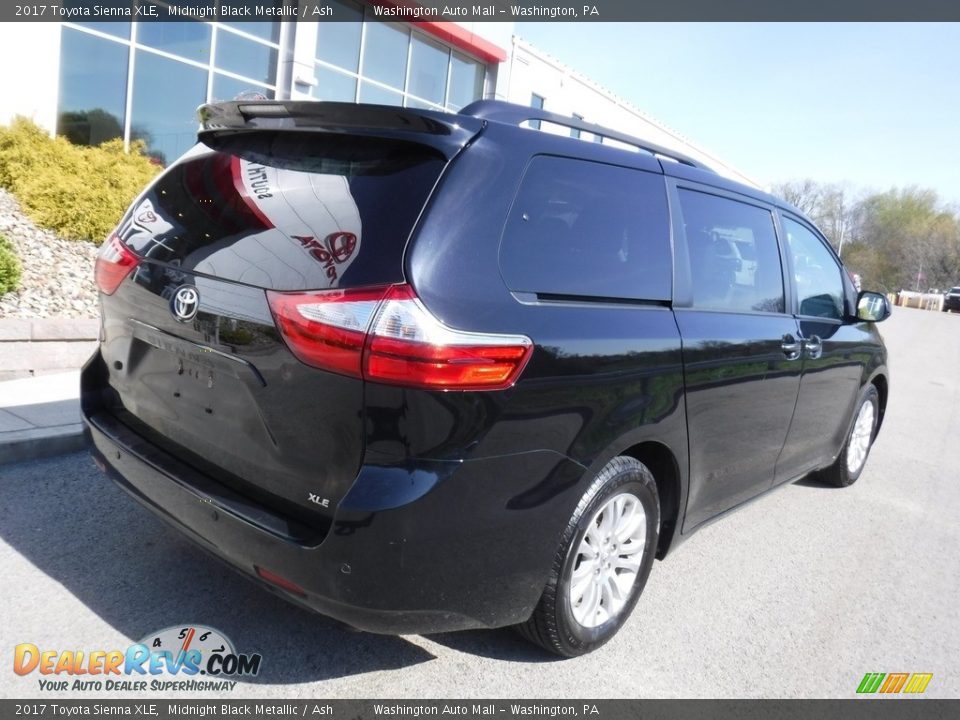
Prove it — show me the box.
[819,385,880,488]
[515,456,659,657]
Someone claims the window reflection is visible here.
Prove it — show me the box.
[138,13,211,63]
[316,0,363,71]
[215,28,278,84]
[679,190,785,314]
[211,74,274,102]
[359,82,404,107]
[313,18,485,110]
[314,66,357,102]
[784,217,844,320]
[72,21,130,39]
[223,19,281,43]
[448,52,484,110]
[362,22,409,90]
[131,51,207,165]
[409,35,448,106]
[57,27,128,146]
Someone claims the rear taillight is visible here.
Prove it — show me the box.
[267,284,533,391]
[267,286,386,378]
[365,285,532,390]
[95,234,140,295]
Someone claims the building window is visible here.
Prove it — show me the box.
[409,34,448,107]
[571,113,583,139]
[137,14,211,63]
[363,22,410,90]
[316,0,363,72]
[314,65,357,103]
[214,28,278,85]
[222,17,281,44]
[530,93,545,129]
[448,52,484,110]
[312,5,488,112]
[57,27,129,146]
[130,51,207,166]
[56,13,280,165]
[71,20,130,40]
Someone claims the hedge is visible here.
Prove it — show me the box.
[0,117,161,244]
[0,233,22,295]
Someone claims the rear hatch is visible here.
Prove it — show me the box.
[94,102,481,530]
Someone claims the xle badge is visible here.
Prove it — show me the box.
[308,493,330,508]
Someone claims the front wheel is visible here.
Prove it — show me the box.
[820,385,880,488]
[515,456,659,657]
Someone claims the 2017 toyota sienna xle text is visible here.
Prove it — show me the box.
[82,101,891,657]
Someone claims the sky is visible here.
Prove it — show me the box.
[519,23,960,206]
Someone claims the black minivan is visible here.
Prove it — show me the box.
[82,100,890,656]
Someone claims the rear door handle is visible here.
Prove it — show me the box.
[803,335,823,359]
[781,334,802,360]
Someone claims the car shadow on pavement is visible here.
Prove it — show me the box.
[0,452,436,684]
[425,630,561,664]
[792,476,842,489]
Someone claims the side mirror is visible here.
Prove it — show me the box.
[857,291,891,322]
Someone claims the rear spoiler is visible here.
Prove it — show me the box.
[197,101,484,159]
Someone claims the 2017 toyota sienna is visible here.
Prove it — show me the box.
[82,100,890,656]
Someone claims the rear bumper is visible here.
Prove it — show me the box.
[82,352,585,634]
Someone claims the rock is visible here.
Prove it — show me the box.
[0,188,100,319]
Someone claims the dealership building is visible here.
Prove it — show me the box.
[0,3,755,184]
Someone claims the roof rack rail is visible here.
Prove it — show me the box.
[459,99,713,172]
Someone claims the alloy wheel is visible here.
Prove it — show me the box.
[846,400,875,474]
[568,492,647,628]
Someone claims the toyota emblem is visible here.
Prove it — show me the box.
[171,285,199,322]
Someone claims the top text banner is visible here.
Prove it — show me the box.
[6,0,960,22]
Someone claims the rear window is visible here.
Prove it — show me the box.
[499,156,671,302]
[117,132,445,290]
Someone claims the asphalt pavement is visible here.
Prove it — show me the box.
[1,307,957,698]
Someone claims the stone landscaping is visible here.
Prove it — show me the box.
[0,188,99,319]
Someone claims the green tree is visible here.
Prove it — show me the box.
[848,187,960,293]
[771,179,850,253]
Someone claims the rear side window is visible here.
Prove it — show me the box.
[499,156,671,301]
[678,189,784,314]
[118,132,445,290]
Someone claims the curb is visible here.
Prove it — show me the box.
[0,318,99,381]
[0,424,88,465]
[0,318,99,341]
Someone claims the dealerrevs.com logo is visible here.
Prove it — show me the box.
[13,625,261,693]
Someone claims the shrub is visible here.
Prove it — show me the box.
[0,233,22,295]
[0,116,161,244]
